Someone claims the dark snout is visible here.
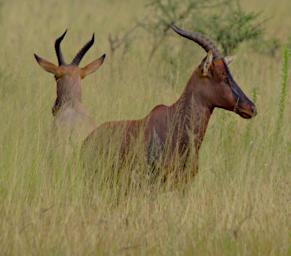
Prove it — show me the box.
[236,101,257,119]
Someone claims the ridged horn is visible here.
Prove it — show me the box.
[171,25,221,58]
[55,30,67,65]
[71,34,95,66]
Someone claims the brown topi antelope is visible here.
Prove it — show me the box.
[34,30,106,142]
[82,25,257,182]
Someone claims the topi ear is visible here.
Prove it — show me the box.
[80,54,106,79]
[34,54,62,76]
[224,56,235,65]
[202,51,213,76]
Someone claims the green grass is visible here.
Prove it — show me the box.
[275,47,289,140]
[0,0,290,255]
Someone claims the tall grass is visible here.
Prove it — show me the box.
[0,0,290,255]
[274,47,289,140]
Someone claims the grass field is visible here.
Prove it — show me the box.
[0,0,290,255]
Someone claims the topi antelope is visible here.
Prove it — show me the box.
[34,30,106,143]
[82,25,257,182]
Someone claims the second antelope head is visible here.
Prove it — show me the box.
[172,25,257,119]
[34,30,106,115]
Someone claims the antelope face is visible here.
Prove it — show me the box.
[199,52,257,119]
[171,25,257,119]
[34,30,106,115]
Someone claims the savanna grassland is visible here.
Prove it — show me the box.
[0,0,290,255]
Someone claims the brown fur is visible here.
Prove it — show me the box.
[82,55,257,181]
[82,26,257,182]
[34,31,106,143]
